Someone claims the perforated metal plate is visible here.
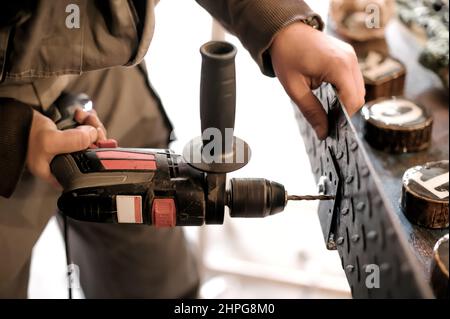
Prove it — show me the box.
[295,84,435,298]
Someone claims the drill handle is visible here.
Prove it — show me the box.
[45,92,93,130]
[200,41,237,154]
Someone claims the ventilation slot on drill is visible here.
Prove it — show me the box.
[73,151,103,173]
[167,154,180,179]
[73,152,92,173]
[61,194,115,223]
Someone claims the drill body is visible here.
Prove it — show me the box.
[51,147,287,227]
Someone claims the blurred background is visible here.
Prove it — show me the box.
[28,0,351,299]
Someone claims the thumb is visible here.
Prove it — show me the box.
[289,78,328,140]
[47,125,98,155]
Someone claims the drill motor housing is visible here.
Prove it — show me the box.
[54,148,207,226]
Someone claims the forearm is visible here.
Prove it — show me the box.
[196,0,323,76]
[0,99,33,198]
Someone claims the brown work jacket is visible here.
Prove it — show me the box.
[0,0,322,197]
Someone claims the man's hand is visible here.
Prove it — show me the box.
[270,22,365,140]
[27,109,106,188]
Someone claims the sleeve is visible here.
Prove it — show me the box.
[196,0,324,77]
[0,99,33,198]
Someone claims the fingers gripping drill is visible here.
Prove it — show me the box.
[50,41,333,227]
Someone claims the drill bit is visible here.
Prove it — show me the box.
[287,194,335,201]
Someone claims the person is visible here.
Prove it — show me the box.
[0,0,365,298]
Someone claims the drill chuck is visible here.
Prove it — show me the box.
[227,178,287,218]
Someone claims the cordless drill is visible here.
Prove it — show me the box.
[50,41,332,227]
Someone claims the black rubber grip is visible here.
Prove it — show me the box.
[200,41,237,155]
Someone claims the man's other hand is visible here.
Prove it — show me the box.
[270,22,365,140]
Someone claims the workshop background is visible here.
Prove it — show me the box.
[29,0,353,298]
